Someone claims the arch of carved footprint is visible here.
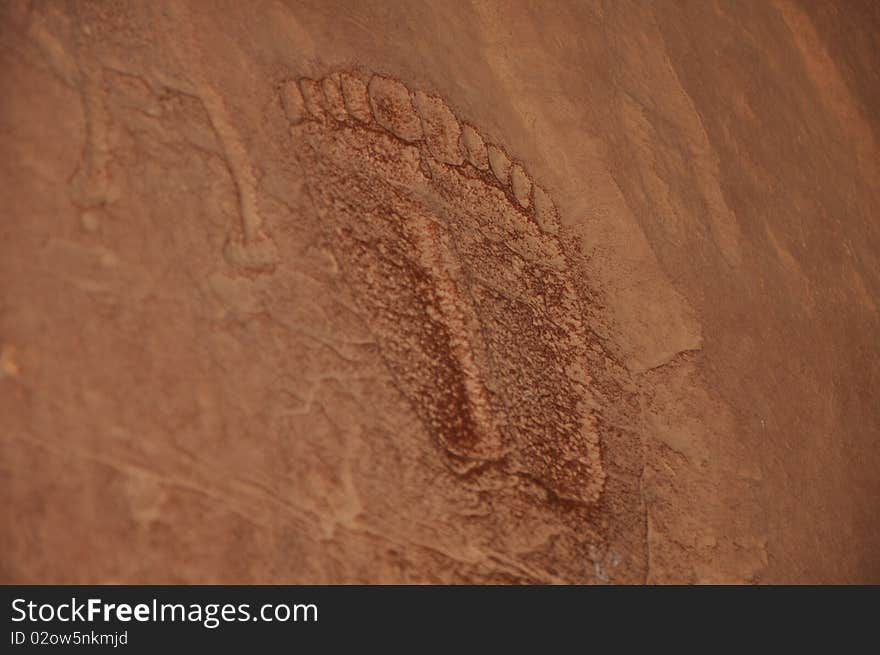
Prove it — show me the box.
[281,70,605,506]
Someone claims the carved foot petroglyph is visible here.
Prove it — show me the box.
[282,71,605,506]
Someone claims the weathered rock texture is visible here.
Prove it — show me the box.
[1,0,878,583]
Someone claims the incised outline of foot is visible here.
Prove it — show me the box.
[282,70,612,509]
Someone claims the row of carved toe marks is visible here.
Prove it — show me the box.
[280,71,562,236]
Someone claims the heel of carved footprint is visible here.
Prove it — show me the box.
[282,69,601,505]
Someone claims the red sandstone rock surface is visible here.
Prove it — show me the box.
[1,0,878,583]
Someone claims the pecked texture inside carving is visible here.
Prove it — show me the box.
[286,73,605,505]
